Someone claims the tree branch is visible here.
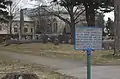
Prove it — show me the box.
[54,14,71,24]
[74,9,85,21]
[75,19,85,24]
[41,7,71,25]
[64,6,71,14]
[73,6,79,14]
[11,0,22,12]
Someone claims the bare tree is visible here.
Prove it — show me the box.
[7,0,22,38]
[41,4,85,43]
[27,1,85,43]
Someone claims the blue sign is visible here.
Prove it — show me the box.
[74,26,102,50]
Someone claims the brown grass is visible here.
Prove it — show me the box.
[0,43,120,65]
[0,53,78,79]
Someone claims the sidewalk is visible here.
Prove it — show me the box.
[0,51,120,79]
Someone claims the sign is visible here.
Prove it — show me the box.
[75,26,102,50]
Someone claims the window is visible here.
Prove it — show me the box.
[24,28,28,32]
[54,22,57,32]
[31,28,33,32]
[14,28,18,32]
[14,23,18,32]
[0,25,2,31]
[48,23,52,32]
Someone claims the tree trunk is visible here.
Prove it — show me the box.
[114,0,120,55]
[68,6,76,44]
[19,9,24,40]
[84,4,95,26]
[8,4,12,40]
[70,23,75,44]
[33,21,36,40]
[4,20,12,46]
[9,20,12,37]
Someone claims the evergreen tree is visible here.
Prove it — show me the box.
[52,0,114,43]
[106,18,114,36]
[53,0,113,26]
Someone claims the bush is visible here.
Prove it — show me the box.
[54,38,59,45]
[41,34,48,44]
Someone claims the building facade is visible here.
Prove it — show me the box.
[25,7,66,34]
[0,12,35,40]
[25,6,87,35]
[11,13,35,39]
[0,23,8,35]
[0,6,104,40]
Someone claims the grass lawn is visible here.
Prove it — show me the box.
[0,43,120,65]
[0,53,78,79]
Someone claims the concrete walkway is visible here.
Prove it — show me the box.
[0,51,120,79]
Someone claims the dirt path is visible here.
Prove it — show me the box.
[0,51,120,79]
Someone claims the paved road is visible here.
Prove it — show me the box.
[0,51,120,79]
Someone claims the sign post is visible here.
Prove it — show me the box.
[75,26,102,79]
[86,48,93,79]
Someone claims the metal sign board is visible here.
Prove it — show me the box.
[74,26,102,50]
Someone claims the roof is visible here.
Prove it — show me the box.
[13,13,33,22]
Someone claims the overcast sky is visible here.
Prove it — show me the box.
[104,11,114,21]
